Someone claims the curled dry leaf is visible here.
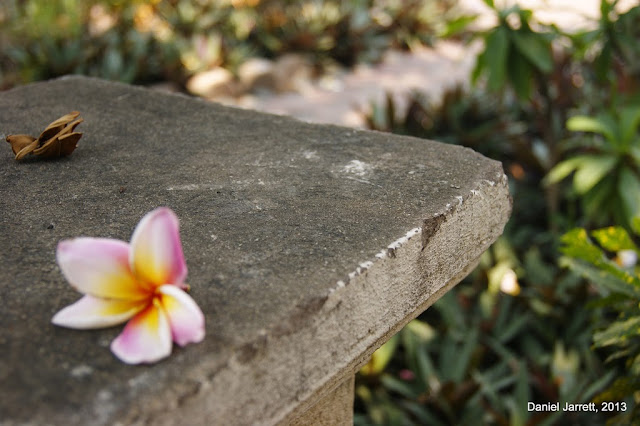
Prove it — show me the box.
[6,111,84,160]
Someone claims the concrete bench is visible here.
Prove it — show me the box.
[0,76,511,425]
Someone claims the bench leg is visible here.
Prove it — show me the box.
[286,375,355,425]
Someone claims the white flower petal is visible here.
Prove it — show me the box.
[158,285,205,346]
[52,295,147,329]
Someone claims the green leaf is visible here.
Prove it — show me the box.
[619,107,640,147]
[415,345,438,391]
[484,27,510,91]
[594,38,613,82]
[619,167,640,222]
[440,15,479,38]
[582,175,616,223]
[497,312,530,343]
[474,369,511,413]
[481,0,495,9]
[630,146,640,164]
[567,115,617,143]
[559,256,640,298]
[471,47,486,85]
[595,376,640,403]
[581,370,617,401]
[599,0,615,19]
[485,335,519,362]
[405,319,436,342]
[524,248,555,286]
[401,401,447,426]
[451,327,479,384]
[380,374,419,399]
[593,316,640,348]
[511,30,553,73]
[544,157,582,185]
[573,155,618,194]
[591,226,639,252]
[560,228,605,266]
[515,361,531,424]
[632,217,640,235]
[507,48,533,101]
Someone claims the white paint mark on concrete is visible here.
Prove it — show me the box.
[70,364,93,378]
[342,160,371,177]
[167,184,201,191]
[303,150,319,160]
[167,183,225,191]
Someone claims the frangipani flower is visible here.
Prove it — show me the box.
[52,207,205,364]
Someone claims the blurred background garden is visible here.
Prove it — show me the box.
[2,0,640,424]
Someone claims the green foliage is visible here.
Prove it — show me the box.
[358,1,640,424]
[560,224,640,423]
[239,0,466,66]
[0,0,471,88]
[573,1,640,90]
[0,0,178,88]
[356,275,613,425]
[546,101,640,228]
[471,1,554,101]
[364,86,528,160]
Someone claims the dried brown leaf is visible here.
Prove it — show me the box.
[5,112,84,160]
[58,132,83,157]
[33,118,84,157]
[6,134,37,156]
[38,111,81,142]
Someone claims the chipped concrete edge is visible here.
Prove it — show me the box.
[122,169,511,426]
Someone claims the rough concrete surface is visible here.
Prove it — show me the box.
[285,377,354,426]
[0,76,511,425]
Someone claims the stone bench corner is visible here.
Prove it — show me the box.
[0,76,511,425]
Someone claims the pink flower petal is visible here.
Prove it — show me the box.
[110,300,172,364]
[130,208,187,287]
[158,285,205,346]
[52,295,147,329]
[57,238,148,300]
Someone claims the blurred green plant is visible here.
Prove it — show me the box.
[471,0,554,101]
[0,0,471,89]
[160,0,471,71]
[560,220,640,424]
[0,0,178,88]
[364,86,530,166]
[357,1,640,424]
[546,102,640,228]
[572,0,640,93]
[356,269,614,425]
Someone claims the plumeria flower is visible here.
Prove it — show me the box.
[52,207,205,364]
